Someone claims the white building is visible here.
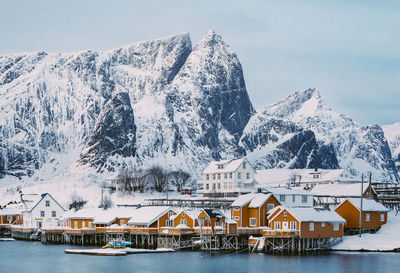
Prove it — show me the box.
[255,168,356,188]
[261,187,314,207]
[197,158,257,197]
[21,193,66,228]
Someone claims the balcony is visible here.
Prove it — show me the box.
[159,227,195,235]
[237,227,262,235]
[262,229,299,237]
[128,227,159,234]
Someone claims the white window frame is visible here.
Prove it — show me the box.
[292,195,296,202]
[380,213,385,222]
[74,221,78,229]
[40,211,45,217]
[333,222,339,231]
[88,222,93,229]
[283,211,287,217]
[45,200,50,207]
[321,222,325,227]
[249,218,257,227]
[280,195,286,202]
[166,220,174,227]
[180,219,187,225]
[168,211,174,218]
[234,216,239,220]
[290,221,296,230]
[309,222,314,231]
[365,213,370,222]
[302,195,308,203]
[267,204,274,210]
[237,172,241,179]
[52,211,56,218]
[274,221,281,230]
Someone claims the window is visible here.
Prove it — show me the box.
[313,174,320,179]
[224,182,227,189]
[166,220,173,227]
[321,222,325,227]
[52,211,56,217]
[243,162,246,169]
[197,183,203,190]
[212,183,216,190]
[182,213,185,217]
[302,195,308,203]
[212,174,216,180]
[234,216,240,220]
[333,223,339,231]
[224,173,227,179]
[365,213,370,222]
[217,183,221,190]
[280,195,286,202]
[83,221,86,227]
[40,211,45,217]
[309,222,314,231]
[283,211,287,217]
[267,204,274,210]
[292,195,296,202]
[380,213,385,222]
[217,173,221,179]
[229,173,233,179]
[45,200,50,207]
[233,207,240,211]
[168,212,174,218]
[206,174,209,180]
[290,221,296,230]
[88,222,92,229]
[180,219,187,225]
[246,173,250,179]
[237,172,241,179]
[250,218,257,226]
[229,182,233,189]
[216,221,223,227]
[206,184,209,190]
[274,221,281,230]
[237,182,242,188]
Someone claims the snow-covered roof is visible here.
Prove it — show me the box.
[255,168,355,187]
[202,209,226,219]
[0,208,22,215]
[311,183,373,197]
[225,218,237,224]
[202,158,246,174]
[269,206,345,223]
[127,206,173,226]
[186,209,202,220]
[263,187,314,196]
[230,193,274,208]
[340,198,389,212]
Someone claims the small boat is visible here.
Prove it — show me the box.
[102,240,133,249]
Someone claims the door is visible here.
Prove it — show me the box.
[282,221,288,230]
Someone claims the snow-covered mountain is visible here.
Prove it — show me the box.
[382,122,400,174]
[0,30,398,183]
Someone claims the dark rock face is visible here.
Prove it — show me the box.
[79,92,136,171]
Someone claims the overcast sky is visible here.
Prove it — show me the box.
[1,0,399,125]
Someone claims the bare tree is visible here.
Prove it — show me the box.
[68,191,87,211]
[100,194,113,209]
[148,166,168,192]
[169,170,191,192]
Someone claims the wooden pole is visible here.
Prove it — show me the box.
[359,174,364,237]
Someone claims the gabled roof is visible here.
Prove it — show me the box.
[338,198,389,212]
[0,208,22,216]
[27,193,66,213]
[202,209,225,219]
[230,193,275,208]
[127,206,175,226]
[202,158,248,174]
[311,183,375,197]
[268,206,345,223]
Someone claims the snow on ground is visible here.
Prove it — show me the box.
[333,212,400,251]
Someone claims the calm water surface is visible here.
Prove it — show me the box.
[0,240,399,273]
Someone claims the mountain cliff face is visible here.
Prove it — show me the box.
[382,122,400,174]
[0,31,398,182]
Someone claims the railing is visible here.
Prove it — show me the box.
[9,226,36,232]
[159,227,195,235]
[64,228,96,234]
[96,227,129,233]
[262,229,299,237]
[237,227,262,235]
[128,227,159,234]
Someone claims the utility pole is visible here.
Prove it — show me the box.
[359,174,364,237]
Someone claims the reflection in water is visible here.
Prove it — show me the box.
[0,240,399,273]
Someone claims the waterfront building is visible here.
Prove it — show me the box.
[230,193,280,228]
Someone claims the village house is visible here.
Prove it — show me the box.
[230,193,280,228]
[21,193,66,228]
[197,158,257,197]
[127,206,177,231]
[265,206,346,239]
[61,209,95,229]
[261,187,314,207]
[0,208,23,225]
[335,198,389,232]
[312,182,377,208]
[196,209,227,233]
[255,168,356,188]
